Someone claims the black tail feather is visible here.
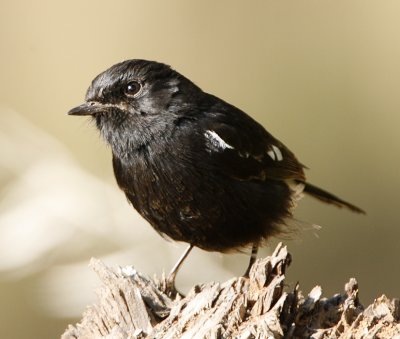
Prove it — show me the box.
[304,183,365,214]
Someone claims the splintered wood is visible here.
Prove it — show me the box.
[62,244,400,338]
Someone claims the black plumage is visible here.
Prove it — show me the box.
[68,59,364,286]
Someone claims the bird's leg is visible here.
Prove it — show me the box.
[166,244,194,292]
[243,243,258,277]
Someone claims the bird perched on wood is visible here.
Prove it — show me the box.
[68,59,364,289]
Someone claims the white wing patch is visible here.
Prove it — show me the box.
[267,145,283,161]
[204,130,234,152]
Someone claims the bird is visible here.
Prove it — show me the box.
[68,59,364,290]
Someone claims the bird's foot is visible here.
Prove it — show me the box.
[162,273,184,298]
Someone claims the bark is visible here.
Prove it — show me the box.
[62,243,400,338]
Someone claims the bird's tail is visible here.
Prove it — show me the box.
[303,182,365,214]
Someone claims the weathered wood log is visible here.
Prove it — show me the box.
[62,243,400,338]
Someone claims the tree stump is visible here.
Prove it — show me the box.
[62,243,400,338]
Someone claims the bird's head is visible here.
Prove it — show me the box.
[68,59,202,157]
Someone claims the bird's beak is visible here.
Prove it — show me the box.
[67,102,105,116]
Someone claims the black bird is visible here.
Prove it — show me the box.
[68,59,364,288]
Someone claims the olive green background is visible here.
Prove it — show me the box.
[1,1,399,338]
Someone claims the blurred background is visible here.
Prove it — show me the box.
[1,1,399,338]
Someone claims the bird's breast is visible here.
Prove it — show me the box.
[111,142,295,252]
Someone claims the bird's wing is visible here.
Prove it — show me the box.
[201,113,306,182]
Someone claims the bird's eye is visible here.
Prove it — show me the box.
[124,81,141,97]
